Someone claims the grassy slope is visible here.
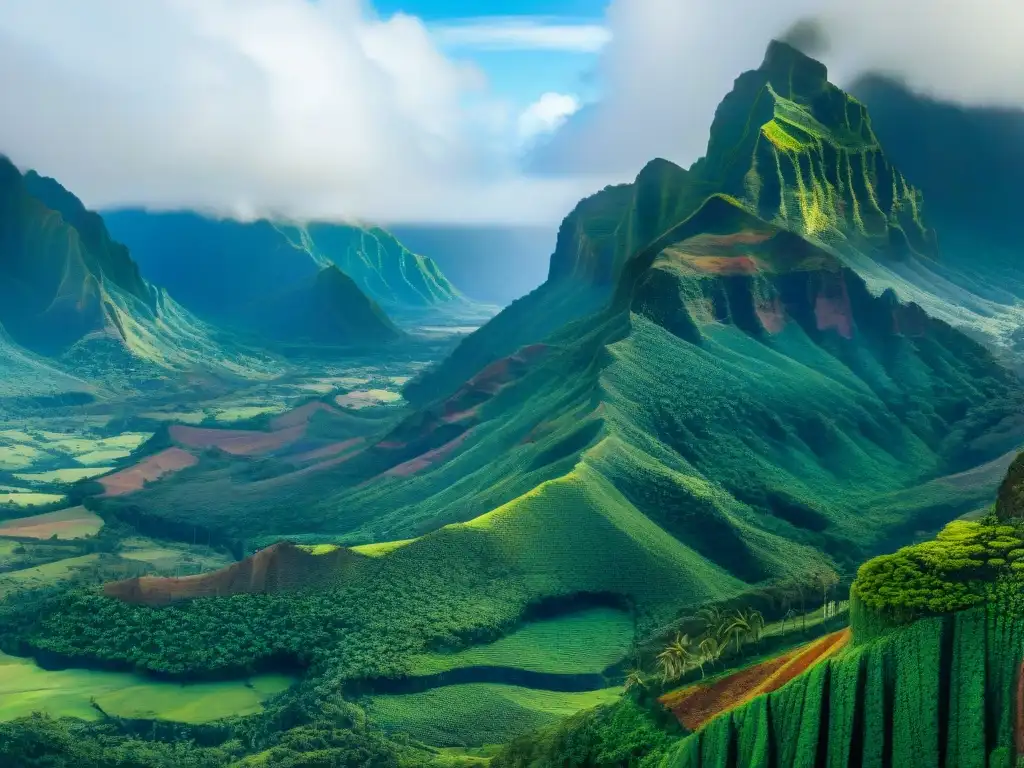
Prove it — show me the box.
[0,651,291,724]
[407,607,633,676]
[365,684,623,748]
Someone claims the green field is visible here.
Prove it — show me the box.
[0,490,65,508]
[0,554,100,596]
[14,467,113,484]
[365,683,623,747]
[0,428,151,475]
[0,652,292,723]
[409,608,633,677]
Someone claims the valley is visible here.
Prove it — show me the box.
[1,30,1024,768]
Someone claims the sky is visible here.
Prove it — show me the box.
[1,0,1023,227]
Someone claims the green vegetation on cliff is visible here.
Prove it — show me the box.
[656,499,1024,767]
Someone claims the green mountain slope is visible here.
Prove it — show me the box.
[91,195,1024,646]
[239,265,400,346]
[296,222,462,307]
[102,211,464,321]
[0,157,280,381]
[0,321,92,404]
[7,40,1024,765]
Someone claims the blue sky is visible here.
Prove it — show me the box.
[373,0,606,22]
[376,0,610,125]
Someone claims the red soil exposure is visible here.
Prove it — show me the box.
[99,448,199,497]
[814,278,854,339]
[382,429,475,479]
[169,424,306,456]
[448,344,549,407]
[383,344,549,452]
[441,407,480,425]
[686,255,761,275]
[103,542,364,605]
[684,231,775,252]
[289,437,365,464]
[659,629,850,732]
[271,401,341,430]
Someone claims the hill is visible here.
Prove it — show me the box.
[102,210,464,321]
[0,157,281,386]
[238,265,400,346]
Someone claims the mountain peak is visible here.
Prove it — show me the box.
[697,40,936,263]
[758,39,829,98]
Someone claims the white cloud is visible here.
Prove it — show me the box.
[432,16,611,53]
[534,0,1024,176]
[518,93,582,143]
[0,0,601,225]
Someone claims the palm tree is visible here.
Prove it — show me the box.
[722,611,751,656]
[624,668,649,693]
[744,608,765,648]
[697,606,725,637]
[656,633,695,682]
[699,635,724,672]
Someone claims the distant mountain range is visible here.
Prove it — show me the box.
[101,210,464,326]
[0,162,477,398]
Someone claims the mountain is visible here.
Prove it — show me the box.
[8,40,1024,764]
[407,42,1024,407]
[242,265,400,346]
[0,157,154,355]
[0,156,281,383]
[102,211,464,321]
[85,42,1024,664]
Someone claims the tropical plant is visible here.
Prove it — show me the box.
[656,633,695,681]
[624,668,649,693]
[698,635,724,671]
[721,611,750,655]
